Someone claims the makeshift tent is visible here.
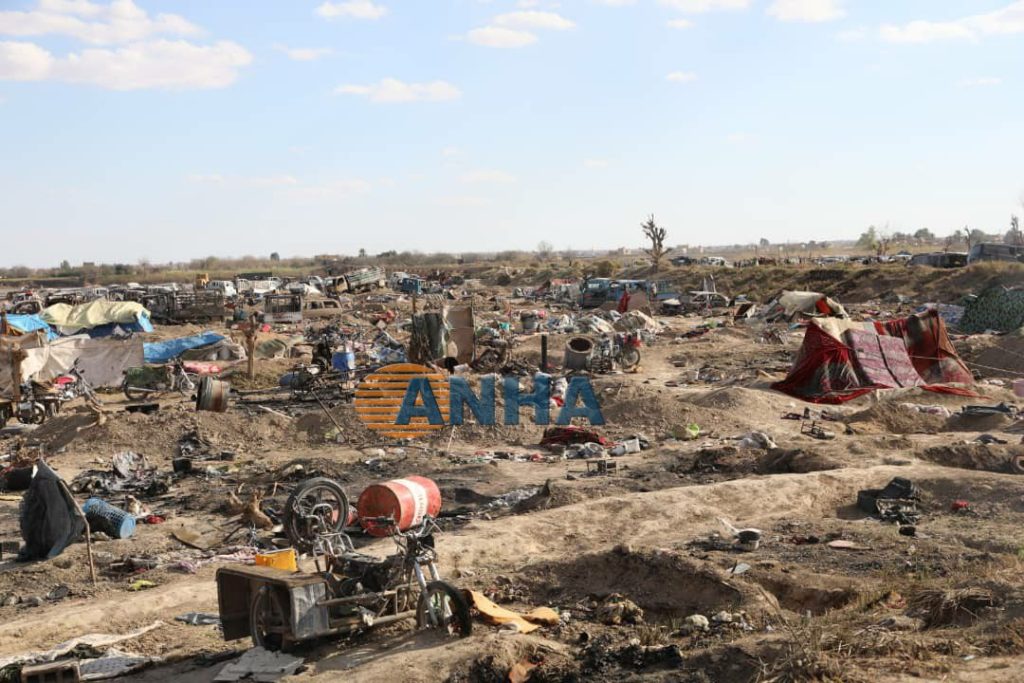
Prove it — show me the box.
[772,309,973,404]
[41,300,153,336]
[144,331,226,364]
[758,290,848,323]
[1,334,143,394]
[0,314,57,341]
[959,286,1024,334]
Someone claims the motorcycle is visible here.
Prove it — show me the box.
[8,381,57,425]
[54,359,102,405]
[217,477,471,652]
[590,331,643,373]
[123,359,199,401]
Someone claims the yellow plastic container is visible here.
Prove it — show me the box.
[255,548,298,572]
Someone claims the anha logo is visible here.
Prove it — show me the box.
[355,363,604,439]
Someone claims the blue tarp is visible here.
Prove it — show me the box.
[4,314,58,341]
[144,331,225,363]
[84,314,154,338]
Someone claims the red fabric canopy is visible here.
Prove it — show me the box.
[772,309,973,404]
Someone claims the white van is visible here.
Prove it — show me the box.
[207,280,238,297]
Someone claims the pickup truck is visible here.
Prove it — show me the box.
[336,267,386,294]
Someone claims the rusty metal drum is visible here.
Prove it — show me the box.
[357,476,442,537]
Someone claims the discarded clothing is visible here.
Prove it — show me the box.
[18,461,85,561]
[857,477,920,525]
[467,591,559,634]
[541,425,609,447]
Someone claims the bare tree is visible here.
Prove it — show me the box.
[962,225,976,252]
[641,214,668,271]
[1005,215,1024,246]
[536,240,554,259]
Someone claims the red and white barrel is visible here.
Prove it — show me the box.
[357,476,442,537]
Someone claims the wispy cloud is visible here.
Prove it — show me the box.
[466,10,575,48]
[0,0,200,45]
[273,44,332,61]
[315,1,388,20]
[767,0,845,23]
[880,1,1024,44]
[336,77,461,103]
[666,70,697,83]
[658,0,749,13]
[666,19,694,29]
[0,39,252,90]
[493,11,575,30]
[584,158,610,168]
[466,26,537,48]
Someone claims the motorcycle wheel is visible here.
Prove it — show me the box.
[19,403,46,425]
[123,382,148,401]
[283,477,350,552]
[416,580,472,638]
[618,347,641,371]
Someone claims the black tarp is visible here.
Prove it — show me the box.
[18,461,85,561]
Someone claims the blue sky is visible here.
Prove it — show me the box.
[1,0,1022,267]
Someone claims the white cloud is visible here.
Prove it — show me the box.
[0,2,251,90]
[460,169,517,184]
[0,38,251,89]
[336,77,461,103]
[958,77,1002,87]
[666,70,697,82]
[658,0,749,13]
[441,146,461,157]
[880,1,1024,44]
[594,0,637,6]
[0,0,200,46]
[466,26,538,48]
[0,41,53,81]
[767,0,844,23]
[315,1,388,20]
[466,9,574,48]
[666,18,694,29]
[584,158,610,168]
[273,43,332,61]
[493,11,575,30]
[880,20,975,44]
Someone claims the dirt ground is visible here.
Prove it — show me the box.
[3,281,1024,683]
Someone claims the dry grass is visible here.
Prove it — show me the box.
[910,587,999,629]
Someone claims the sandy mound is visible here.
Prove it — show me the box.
[919,444,1017,473]
[973,334,1024,378]
[847,403,947,434]
[519,546,775,620]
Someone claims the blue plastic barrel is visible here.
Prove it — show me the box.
[332,351,356,372]
[82,498,136,539]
